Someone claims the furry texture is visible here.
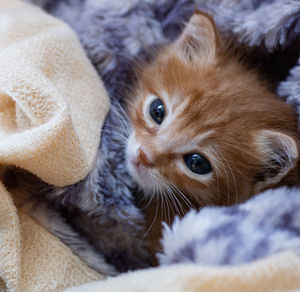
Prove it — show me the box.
[127,12,299,205]
[125,12,300,255]
[193,0,300,51]
[279,57,300,126]
[159,187,300,265]
[23,0,300,272]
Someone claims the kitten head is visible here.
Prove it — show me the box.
[126,11,299,207]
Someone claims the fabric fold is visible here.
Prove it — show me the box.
[0,1,107,290]
[65,251,300,292]
[0,0,110,186]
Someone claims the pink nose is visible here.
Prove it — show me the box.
[137,148,155,168]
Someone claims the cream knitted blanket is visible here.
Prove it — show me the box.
[1,1,300,292]
[0,0,107,290]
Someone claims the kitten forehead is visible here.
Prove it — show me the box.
[161,97,190,131]
[143,93,215,145]
[143,92,188,130]
[189,130,215,147]
[160,90,183,106]
[163,130,215,153]
[146,91,187,111]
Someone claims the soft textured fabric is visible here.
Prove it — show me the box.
[2,0,300,291]
[0,0,108,290]
[0,182,103,292]
[0,0,109,187]
[159,187,300,266]
[66,251,300,292]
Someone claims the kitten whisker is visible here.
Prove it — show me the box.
[109,102,132,136]
[141,193,159,244]
[166,183,187,217]
[209,149,223,201]
[141,191,155,210]
[158,187,165,223]
[209,151,221,203]
[113,80,134,92]
[164,183,184,218]
[164,190,172,225]
[210,148,231,205]
[159,186,171,225]
[169,181,195,210]
[216,141,255,174]
[112,103,131,126]
[217,151,239,204]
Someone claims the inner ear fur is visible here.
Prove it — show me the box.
[254,130,299,193]
[174,10,220,63]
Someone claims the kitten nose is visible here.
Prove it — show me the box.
[137,148,155,168]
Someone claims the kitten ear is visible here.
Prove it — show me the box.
[174,10,220,63]
[254,130,299,193]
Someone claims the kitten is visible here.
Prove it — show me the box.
[126,11,300,253]
[7,4,299,274]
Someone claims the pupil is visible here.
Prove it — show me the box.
[191,155,200,170]
[150,98,165,124]
[184,153,211,175]
[155,105,163,116]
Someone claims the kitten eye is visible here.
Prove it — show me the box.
[184,153,212,175]
[149,98,165,124]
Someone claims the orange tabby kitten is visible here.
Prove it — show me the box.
[126,11,299,253]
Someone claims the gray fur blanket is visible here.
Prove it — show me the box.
[26,0,300,272]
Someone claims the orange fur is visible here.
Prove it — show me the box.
[126,12,300,257]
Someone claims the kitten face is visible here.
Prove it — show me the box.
[126,12,299,207]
